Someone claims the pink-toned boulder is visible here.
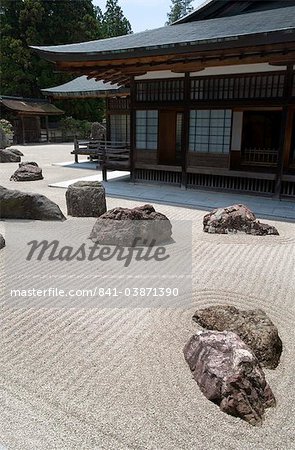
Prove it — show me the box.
[193,305,282,369]
[203,204,279,235]
[183,330,276,426]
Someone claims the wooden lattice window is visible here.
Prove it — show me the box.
[136,79,184,102]
[107,97,130,111]
[191,73,285,101]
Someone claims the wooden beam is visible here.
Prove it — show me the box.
[110,76,130,85]
[182,72,190,188]
[64,50,295,81]
[274,64,294,197]
[57,42,295,72]
[129,76,136,182]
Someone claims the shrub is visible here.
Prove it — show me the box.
[0,119,14,148]
[60,116,92,140]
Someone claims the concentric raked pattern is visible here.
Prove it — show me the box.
[0,146,294,450]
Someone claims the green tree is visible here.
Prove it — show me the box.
[102,0,132,37]
[0,0,132,121]
[0,0,106,120]
[166,0,193,25]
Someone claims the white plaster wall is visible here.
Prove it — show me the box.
[135,70,185,80]
[135,64,287,81]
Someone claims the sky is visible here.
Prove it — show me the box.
[93,0,205,33]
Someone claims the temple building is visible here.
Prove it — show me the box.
[34,0,295,198]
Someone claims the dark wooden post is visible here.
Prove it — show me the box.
[181,72,190,188]
[129,76,136,183]
[102,142,107,181]
[20,115,25,144]
[274,64,293,198]
[105,98,111,141]
[45,115,49,142]
[74,137,79,163]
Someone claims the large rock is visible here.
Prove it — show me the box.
[10,162,43,182]
[0,186,66,221]
[90,204,172,246]
[8,148,24,156]
[193,305,282,369]
[203,204,279,235]
[91,122,106,140]
[0,148,21,163]
[19,161,38,167]
[0,234,5,249]
[66,181,106,217]
[183,330,276,426]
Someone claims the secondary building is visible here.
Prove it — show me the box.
[0,96,64,144]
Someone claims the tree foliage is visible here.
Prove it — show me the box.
[102,0,132,37]
[0,0,132,121]
[166,0,194,24]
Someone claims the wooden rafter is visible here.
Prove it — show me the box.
[55,43,295,81]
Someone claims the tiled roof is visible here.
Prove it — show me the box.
[0,97,64,115]
[32,6,295,61]
[42,76,128,97]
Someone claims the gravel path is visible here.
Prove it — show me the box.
[0,144,294,450]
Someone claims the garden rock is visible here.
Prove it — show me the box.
[66,181,106,217]
[183,330,276,426]
[203,204,279,235]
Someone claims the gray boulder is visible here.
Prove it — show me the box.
[90,204,172,246]
[91,122,106,140]
[183,330,276,426]
[0,148,21,163]
[66,181,106,217]
[8,148,24,156]
[203,204,279,235]
[0,186,66,221]
[193,305,282,369]
[0,234,5,249]
[10,162,43,182]
[19,161,38,167]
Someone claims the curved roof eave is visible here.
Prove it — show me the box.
[31,7,295,64]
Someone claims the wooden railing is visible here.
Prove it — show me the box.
[241,148,278,165]
[72,139,130,180]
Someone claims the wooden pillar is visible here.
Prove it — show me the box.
[129,77,136,183]
[20,115,25,144]
[105,98,111,141]
[45,116,49,142]
[274,64,293,198]
[74,137,79,163]
[181,72,190,188]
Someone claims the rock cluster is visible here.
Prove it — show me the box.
[66,181,106,217]
[183,331,276,426]
[193,305,282,369]
[8,148,24,156]
[10,162,43,182]
[0,148,21,163]
[203,204,279,235]
[90,204,172,246]
[0,185,66,221]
